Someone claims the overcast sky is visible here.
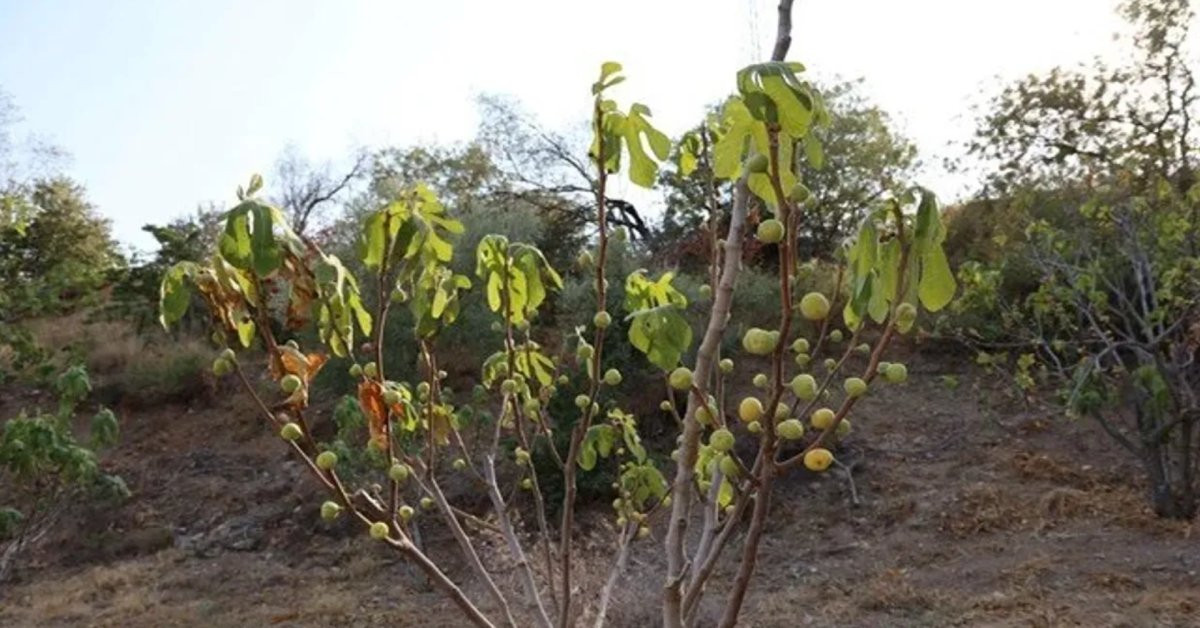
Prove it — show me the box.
[0,0,1145,251]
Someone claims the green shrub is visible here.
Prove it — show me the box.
[0,365,127,580]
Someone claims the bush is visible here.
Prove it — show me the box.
[0,365,127,580]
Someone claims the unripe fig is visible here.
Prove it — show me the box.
[521,478,533,490]
[844,377,868,398]
[452,458,467,471]
[774,403,790,420]
[638,525,651,539]
[896,302,917,334]
[696,404,718,426]
[746,153,770,173]
[391,288,408,303]
[738,397,764,423]
[369,521,390,540]
[856,343,871,355]
[756,219,785,244]
[828,329,844,343]
[557,375,569,385]
[824,358,838,371]
[791,374,817,400]
[594,311,612,329]
[500,379,518,395]
[398,505,414,521]
[788,181,812,203]
[383,389,402,406]
[836,419,852,437]
[280,422,303,441]
[660,400,674,412]
[699,284,712,299]
[804,448,834,472]
[220,348,236,362]
[719,455,740,477]
[791,338,810,353]
[212,357,233,377]
[810,408,836,430]
[603,368,622,386]
[746,420,762,434]
[349,363,363,378]
[363,362,379,379]
[575,394,591,409]
[316,451,338,470]
[742,328,778,355]
[320,501,342,521]
[752,373,769,389]
[710,428,735,452]
[799,292,831,320]
[417,381,431,397]
[718,358,734,374]
[777,419,805,440]
[577,250,594,268]
[280,374,302,393]
[795,353,811,367]
[669,367,694,391]
[884,362,908,383]
[388,463,410,483]
[420,497,435,510]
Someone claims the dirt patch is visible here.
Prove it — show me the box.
[3,352,1199,627]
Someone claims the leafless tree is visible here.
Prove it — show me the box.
[272,145,369,236]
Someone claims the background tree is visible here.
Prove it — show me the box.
[0,178,120,319]
[272,145,368,237]
[953,0,1200,518]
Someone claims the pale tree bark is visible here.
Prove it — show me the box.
[661,4,796,625]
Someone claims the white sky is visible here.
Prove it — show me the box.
[0,0,1146,251]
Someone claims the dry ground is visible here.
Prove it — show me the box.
[1,347,1197,627]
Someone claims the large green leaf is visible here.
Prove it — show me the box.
[158,262,197,328]
[918,244,956,312]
